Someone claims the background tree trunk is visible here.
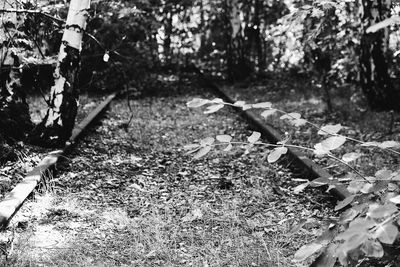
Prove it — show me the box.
[163,3,173,65]
[0,0,32,143]
[224,0,234,81]
[359,0,400,110]
[253,0,264,73]
[30,0,91,147]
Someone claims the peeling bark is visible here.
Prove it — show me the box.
[359,0,400,110]
[30,0,90,147]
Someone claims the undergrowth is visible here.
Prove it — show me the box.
[187,97,400,266]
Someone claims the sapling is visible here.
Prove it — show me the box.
[186,97,400,266]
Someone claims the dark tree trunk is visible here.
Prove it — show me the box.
[0,1,32,143]
[0,56,32,142]
[164,7,173,65]
[224,0,234,81]
[198,0,208,57]
[253,0,264,73]
[360,0,400,110]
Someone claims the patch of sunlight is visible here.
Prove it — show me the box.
[54,196,97,219]
[31,225,68,249]
[307,96,323,105]
[101,208,132,229]
[28,193,54,218]
[10,224,75,266]
[283,96,326,113]
[158,74,179,82]
[55,197,80,211]
[285,96,322,107]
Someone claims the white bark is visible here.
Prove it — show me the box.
[45,0,90,127]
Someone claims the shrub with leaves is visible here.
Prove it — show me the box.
[186,97,400,266]
[80,1,161,92]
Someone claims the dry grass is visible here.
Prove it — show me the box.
[4,190,307,267]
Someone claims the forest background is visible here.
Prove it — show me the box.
[2,0,400,147]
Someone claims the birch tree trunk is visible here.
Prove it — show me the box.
[30,0,90,147]
[359,0,400,110]
[0,0,32,143]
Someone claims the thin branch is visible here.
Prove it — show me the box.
[84,32,105,50]
[0,8,65,24]
[369,212,400,234]
[208,140,370,182]
[225,102,400,156]
[327,154,370,183]
[26,29,46,59]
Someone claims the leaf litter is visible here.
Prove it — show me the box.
[3,75,336,266]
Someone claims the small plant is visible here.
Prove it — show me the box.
[186,97,400,266]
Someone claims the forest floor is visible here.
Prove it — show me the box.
[0,75,338,267]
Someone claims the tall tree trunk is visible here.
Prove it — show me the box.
[198,0,208,56]
[224,0,234,81]
[30,0,90,147]
[359,0,400,110]
[164,4,173,65]
[253,0,264,73]
[0,0,32,143]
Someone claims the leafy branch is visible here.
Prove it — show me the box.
[187,97,400,155]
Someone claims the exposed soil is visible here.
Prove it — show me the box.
[0,76,336,266]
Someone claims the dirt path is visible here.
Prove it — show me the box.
[2,80,335,266]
